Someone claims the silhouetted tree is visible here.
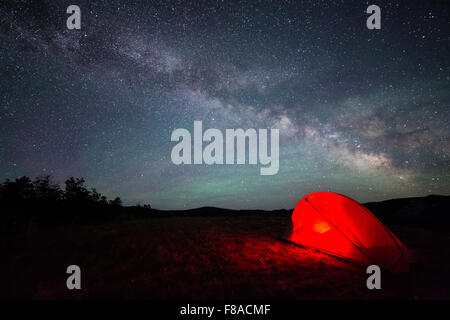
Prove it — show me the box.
[64,177,91,202]
[90,188,101,202]
[33,176,62,202]
[0,176,35,203]
[100,195,108,205]
[109,197,122,207]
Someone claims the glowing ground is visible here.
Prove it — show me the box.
[1,213,449,299]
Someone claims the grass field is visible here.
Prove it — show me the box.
[2,210,449,299]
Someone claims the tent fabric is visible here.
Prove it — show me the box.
[289,192,409,273]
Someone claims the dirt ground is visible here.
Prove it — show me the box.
[1,212,449,299]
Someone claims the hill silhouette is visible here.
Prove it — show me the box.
[1,175,449,231]
[364,195,450,230]
[132,196,450,231]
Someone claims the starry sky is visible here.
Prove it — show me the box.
[0,0,449,209]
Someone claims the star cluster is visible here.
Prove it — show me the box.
[0,0,449,209]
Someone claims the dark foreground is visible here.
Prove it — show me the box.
[1,199,450,299]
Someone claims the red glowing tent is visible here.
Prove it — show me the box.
[289,192,409,273]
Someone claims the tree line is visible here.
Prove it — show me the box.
[0,175,122,207]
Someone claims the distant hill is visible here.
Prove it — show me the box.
[124,195,450,230]
[123,205,291,218]
[364,195,450,229]
[2,188,449,231]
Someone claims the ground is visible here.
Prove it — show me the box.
[1,212,450,299]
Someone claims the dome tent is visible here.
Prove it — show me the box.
[289,192,409,273]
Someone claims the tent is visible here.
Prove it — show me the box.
[289,192,409,273]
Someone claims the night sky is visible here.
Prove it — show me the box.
[0,1,449,209]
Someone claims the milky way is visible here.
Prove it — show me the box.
[0,0,449,209]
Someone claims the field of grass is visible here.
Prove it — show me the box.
[1,211,449,299]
